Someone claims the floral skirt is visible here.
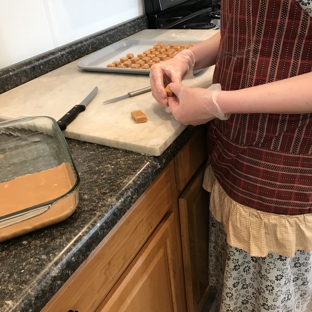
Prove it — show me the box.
[208,213,312,312]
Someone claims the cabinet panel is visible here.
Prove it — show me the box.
[174,126,208,192]
[179,164,210,312]
[42,166,173,312]
[96,213,185,312]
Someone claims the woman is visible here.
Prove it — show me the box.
[150,0,312,311]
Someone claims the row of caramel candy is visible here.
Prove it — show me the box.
[106,42,196,69]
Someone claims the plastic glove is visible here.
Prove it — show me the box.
[149,49,195,107]
[168,83,231,125]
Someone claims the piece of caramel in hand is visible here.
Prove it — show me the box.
[165,84,173,97]
[131,110,148,123]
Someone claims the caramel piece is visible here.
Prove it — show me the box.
[154,43,164,48]
[131,57,140,63]
[123,60,132,67]
[120,57,128,63]
[127,53,134,59]
[165,85,173,97]
[165,44,173,50]
[136,60,145,66]
[141,64,150,69]
[107,63,116,67]
[131,110,148,123]
[142,56,151,63]
[131,63,140,69]
[137,53,145,59]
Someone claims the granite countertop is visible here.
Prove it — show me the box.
[0,124,200,312]
[0,21,216,312]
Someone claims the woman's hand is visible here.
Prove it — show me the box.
[149,49,195,107]
[168,83,230,125]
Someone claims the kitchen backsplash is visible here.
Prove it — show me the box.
[0,0,144,69]
[0,16,148,95]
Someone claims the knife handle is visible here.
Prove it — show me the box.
[57,105,86,131]
[128,86,152,97]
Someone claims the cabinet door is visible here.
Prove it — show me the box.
[179,164,210,312]
[95,212,186,312]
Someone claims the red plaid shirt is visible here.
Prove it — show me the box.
[207,0,312,215]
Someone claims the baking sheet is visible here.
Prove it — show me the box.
[77,39,200,74]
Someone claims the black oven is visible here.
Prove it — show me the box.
[144,0,221,30]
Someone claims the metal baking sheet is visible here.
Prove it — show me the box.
[77,39,200,75]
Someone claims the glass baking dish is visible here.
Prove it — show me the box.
[0,116,80,242]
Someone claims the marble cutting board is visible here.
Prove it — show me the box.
[0,29,216,156]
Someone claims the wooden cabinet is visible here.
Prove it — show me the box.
[42,161,187,312]
[179,164,210,312]
[95,213,182,312]
[174,125,210,312]
[42,126,209,312]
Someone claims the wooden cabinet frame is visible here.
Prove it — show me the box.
[42,126,209,312]
[179,164,210,312]
[96,213,184,312]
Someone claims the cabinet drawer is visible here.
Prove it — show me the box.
[174,125,208,192]
[42,165,173,312]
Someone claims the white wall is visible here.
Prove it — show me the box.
[0,0,144,69]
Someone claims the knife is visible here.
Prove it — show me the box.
[103,86,151,104]
[57,86,98,131]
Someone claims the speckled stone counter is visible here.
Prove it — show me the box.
[0,125,201,312]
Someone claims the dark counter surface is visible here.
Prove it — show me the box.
[0,125,200,312]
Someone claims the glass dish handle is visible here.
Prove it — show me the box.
[0,205,51,229]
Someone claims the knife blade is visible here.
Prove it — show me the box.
[103,86,151,104]
[57,86,98,131]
